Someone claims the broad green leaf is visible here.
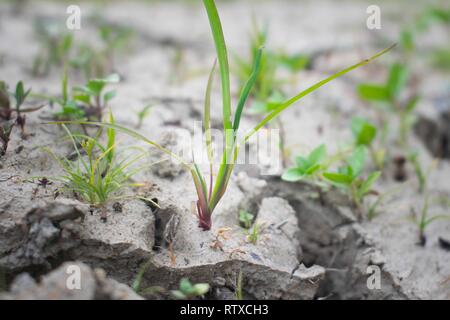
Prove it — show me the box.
[281,168,305,182]
[351,117,377,146]
[179,278,193,293]
[86,74,120,96]
[104,90,117,102]
[307,144,327,166]
[347,146,367,178]
[304,163,322,175]
[16,81,24,102]
[193,283,210,295]
[359,171,381,196]
[295,156,309,170]
[323,172,352,185]
[171,290,187,300]
[357,83,389,101]
[387,63,408,99]
[73,94,90,105]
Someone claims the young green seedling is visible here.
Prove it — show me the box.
[351,117,385,170]
[51,68,85,120]
[73,74,119,121]
[171,278,209,300]
[239,209,254,229]
[246,221,263,245]
[407,151,426,194]
[323,146,381,217]
[282,144,328,203]
[136,105,152,129]
[282,144,327,182]
[45,114,147,208]
[64,0,393,231]
[357,63,419,146]
[409,192,450,246]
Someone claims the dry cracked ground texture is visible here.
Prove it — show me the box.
[0,0,449,300]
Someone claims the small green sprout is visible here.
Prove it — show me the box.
[282,144,327,182]
[171,278,210,300]
[323,146,381,216]
[367,185,402,221]
[409,192,450,246]
[246,222,263,245]
[351,117,385,170]
[282,144,328,203]
[73,74,119,121]
[136,105,152,129]
[46,114,145,207]
[239,210,254,229]
[407,151,426,194]
[51,68,84,120]
[357,63,419,146]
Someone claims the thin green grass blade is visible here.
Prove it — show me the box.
[204,60,217,164]
[242,44,397,143]
[61,124,89,173]
[233,47,263,132]
[202,0,232,131]
[48,121,192,170]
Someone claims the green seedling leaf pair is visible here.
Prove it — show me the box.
[171,278,209,300]
[0,81,34,120]
[53,71,119,121]
[323,146,381,212]
[282,144,327,182]
[351,117,385,170]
